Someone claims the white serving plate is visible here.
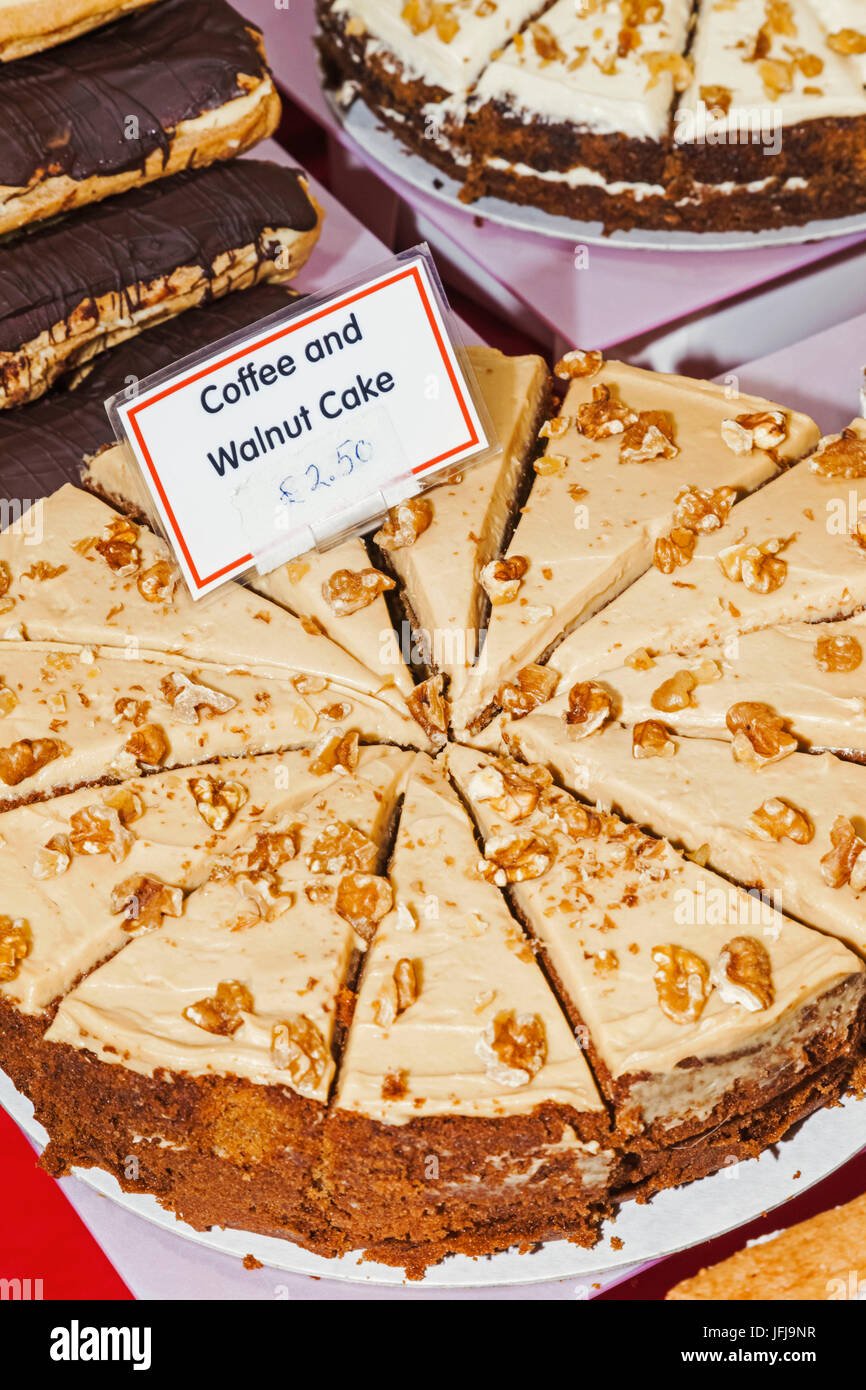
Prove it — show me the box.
[3,1066,862,1288]
[330,94,866,253]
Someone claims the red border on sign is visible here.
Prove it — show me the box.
[125,265,479,592]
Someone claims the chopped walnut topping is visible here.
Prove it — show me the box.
[0,682,14,718]
[820,815,866,890]
[21,562,67,582]
[124,723,170,767]
[746,798,813,845]
[814,632,862,673]
[625,648,656,671]
[653,527,696,574]
[533,452,567,477]
[713,936,774,1012]
[539,415,571,440]
[476,1010,547,1087]
[188,775,248,831]
[810,430,866,479]
[322,567,395,616]
[0,562,10,599]
[137,561,177,604]
[271,1016,329,1094]
[480,832,553,885]
[0,736,67,786]
[292,674,327,696]
[575,384,638,440]
[374,958,419,1027]
[700,83,733,114]
[95,518,140,576]
[103,787,145,824]
[531,20,564,63]
[0,915,31,982]
[726,702,797,767]
[717,536,791,593]
[632,720,677,759]
[401,0,458,42]
[311,729,360,776]
[110,873,184,933]
[828,29,866,55]
[336,872,393,940]
[564,681,613,738]
[497,663,559,720]
[721,410,788,456]
[644,49,693,91]
[554,348,603,380]
[619,410,678,465]
[243,829,299,875]
[160,673,237,724]
[68,805,134,862]
[673,484,737,534]
[407,674,448,747]
[374,497,432,550]
[183,980,253,1036]
[479,555,529,605]
[308,821,378,875]
[651,669,696,713]
[467,760,550,823]
[652,944,710,1024]
[32,833,72,880]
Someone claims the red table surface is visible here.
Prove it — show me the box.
[0,99,863,1304]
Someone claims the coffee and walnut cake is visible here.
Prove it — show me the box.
[3,339,866,1276]
[317,0,866,232]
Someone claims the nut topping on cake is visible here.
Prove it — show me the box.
[564,681,612,737]
[554,348,603,380]
[477,1010,547,1087]
[271,1016,329,1094]
[747,798,814,845]
[827,29,866,55]
[810,430,866,479]
[497,663,559,719]
[124,723,170,767]
[374,497,433,549]
[712,936,775,1012]
[308,821,378,874]
[242,829,299,875]
[103,787,145,824]
[652,944,710,1023]
[183,980,253,1036]
[726,702,797,767]
[0,915,31,982]
[674,484,738,534]
[68,805,134,862]
[188,775,249,831]
[468,760,550,822]
[619,410,678,465]
[401,0,459,42]
[651,670,697,712]
[480,555,529,605]
[137,561,177,604]
[654,527,696,574]
[95,517,140,576]
[374,958,419,1027]
[721,410,788,455]
[407,675,448,747]
[0,736,67,785]
[632,719,678,758]
[336,873,393,940]
[575,384,638,440]
[820,816,866,890]
[311,729,360,775]
[110,873,184,933]
[814,632,863,672]
[480,832,553,884]
[0,562,10,599]
[160,672,238,724]
[322,567,395,615]
[32,834,72,879]
[718,536,792,592]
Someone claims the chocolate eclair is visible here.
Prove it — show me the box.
[0,160,323,410]
[0,0,163,62]
[0,0,280,233]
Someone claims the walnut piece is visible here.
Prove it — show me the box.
[814,632,862,673]
[183,980,253,1036]
[32,833,73,879]
[0,915,31,983]
[271,1015,330,1094]
[0,682,17,717]
[95,518,140,576]
[652,944,710,1024]
[137,561,177,604]
[810,429,866,479]
[712,936,775,1012]
[68,805,135,862]
[243,829,299,875]
[651,670,696,713]
[479,555,529,605]
[188,775,248,831]
[110,873,184,933]
[717,537,790,593]
[310,729,360,776]
[497,663,559,720]
[554,348,603,380]
[322,567,395,616]
[477,1010,547,1087]
[308,821,378,874]
[374,497,432,550]
[575,384,638,440]
[726,702,797,767]
[124,723,170,767]
[0,736,67,786]
[820,815,866,890]
[467,760,551,823]
[335,872,393,940]
[373,958,419,1027]
[747,797,814,845]
[407,674,448,748]
[160,672,238,724]
[828,29,866,54]
[619,410,678,465]
[481,832,553,885]
[721,409,788,455]
[673,484,737,534]
[564,680,612,738]
[632,720,677,759]
[653,527,696,574]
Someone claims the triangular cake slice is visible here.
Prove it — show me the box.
[451,358,818,732]
[0,743,412,1031]
[0,639,427,809]
[573,613,866,758]
[508,713,866,958]
[326,753,614,1264]
[0,486,411,715]
[546,423,866,689]
[448,744,865,1147]
[373,346,550,699]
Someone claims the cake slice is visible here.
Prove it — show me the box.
[325,753,615,1270]
[448,745,865,1153]
[0,639,426,811]
[545,423,866,690]
[508,715,866,958]
[373,346,550,700]
[38,751,412,1254]
[0,0,162,61]
[451,358,818,732]
[667,1193,866,1301]
[574,613,866,759]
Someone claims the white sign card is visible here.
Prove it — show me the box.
[107,247,493,599]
